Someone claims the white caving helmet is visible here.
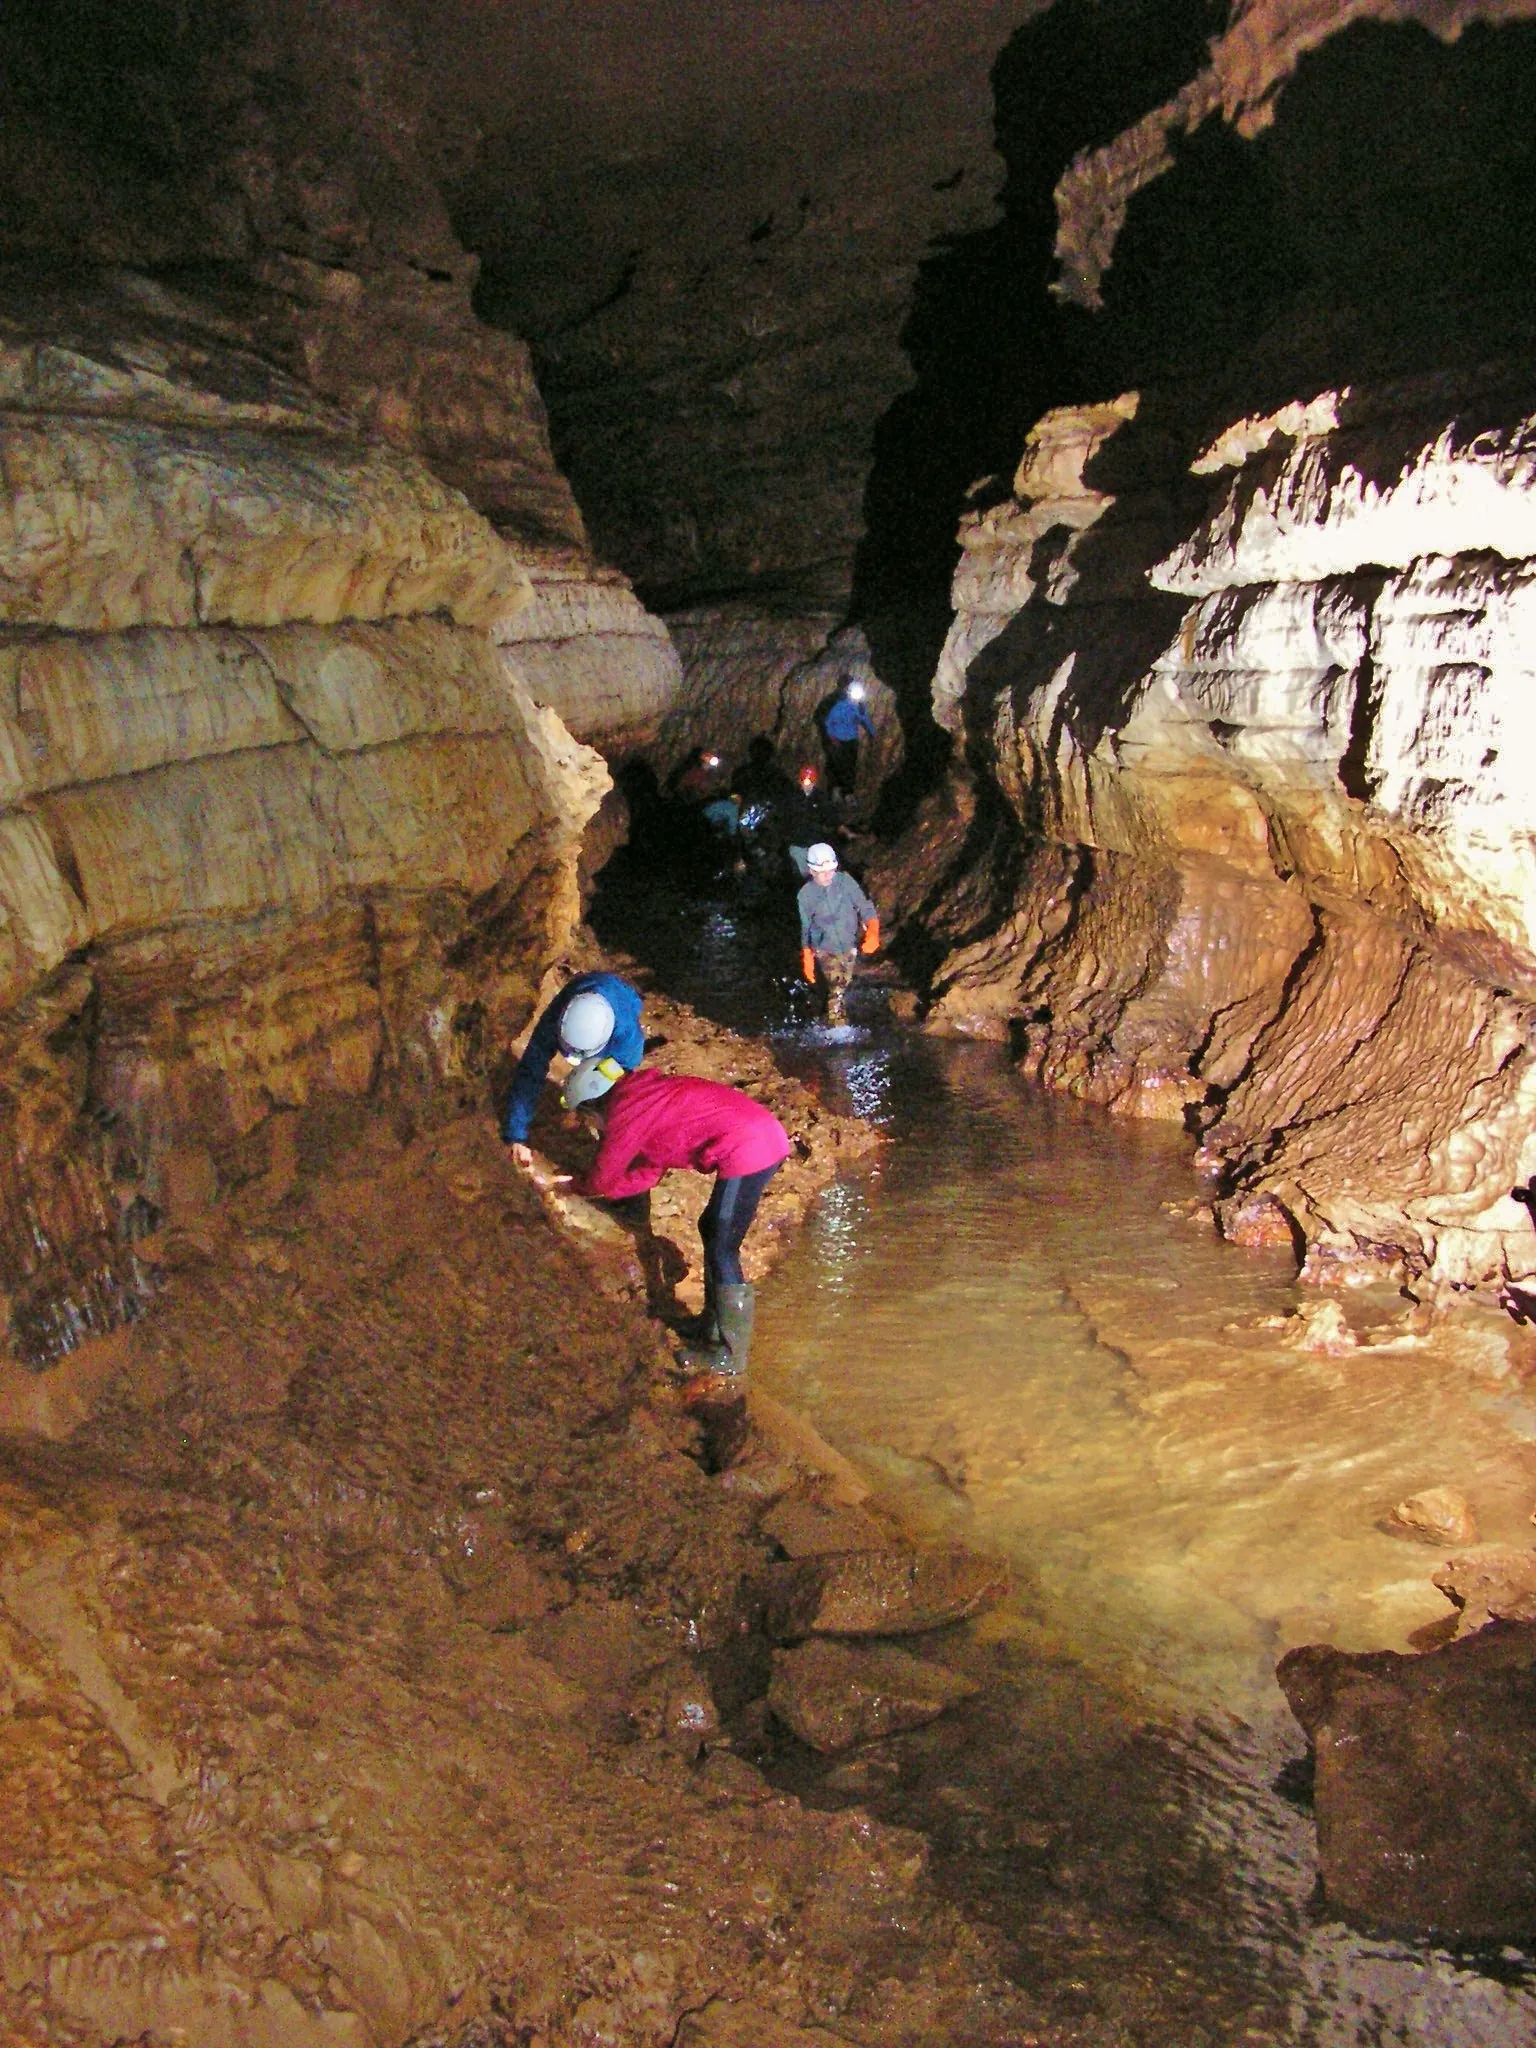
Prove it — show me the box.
[562,1055,624,1111]
[806,843,839,873]
[557,989,616,1058]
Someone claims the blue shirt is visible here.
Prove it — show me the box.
[823,694,875,743]
[501,972,645,1143]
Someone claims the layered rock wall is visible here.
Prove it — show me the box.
[0,276,608,1379]
[921,372,1536,1296]
[1051,0,1536,309]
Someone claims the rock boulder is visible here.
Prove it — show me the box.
[768,1638,979,1753]
[1278,1624,1536,1941]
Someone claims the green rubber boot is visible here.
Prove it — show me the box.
[714,1282,756,1379]
[676,1279,725,1372]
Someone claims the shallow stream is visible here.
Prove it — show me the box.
[592,852,1536,2046]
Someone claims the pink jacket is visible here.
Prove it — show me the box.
[577,1071,791,1200]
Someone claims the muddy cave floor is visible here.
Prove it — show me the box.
[8,850,1536,2047]
[0,935,1335,2048]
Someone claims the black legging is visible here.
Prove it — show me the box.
[699,1162,782,1290]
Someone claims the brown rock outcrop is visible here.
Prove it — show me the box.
[764,1547,1010,1641]
[768,1638,979,1753]
[1433,1547,1536,1633]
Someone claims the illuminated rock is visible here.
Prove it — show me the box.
[768,1638,978,1753]
[0,277,613,1377]
[920,374,1536,1296]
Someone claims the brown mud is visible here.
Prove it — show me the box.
[0,969,1052,2048]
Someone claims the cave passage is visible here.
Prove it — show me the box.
[592,849,1536,2041]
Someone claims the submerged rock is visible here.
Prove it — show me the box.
[1278,1623,1536,1940]
[1386,1486,1479,1546]
[768,1638,979,1753]
[759,1491,897,1560]
[764,1546,1010,1641]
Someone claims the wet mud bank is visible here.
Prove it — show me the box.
[0,969,1062,2048]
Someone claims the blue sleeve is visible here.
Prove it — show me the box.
[858,704,876,738]
[602,978,646,1069]
[501,997,565,1143]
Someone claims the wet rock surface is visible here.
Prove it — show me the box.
[1386,1484,1479,1546]
[1433,1546,1536,1633]
[0,992,1046,2047]
[1278,1623,1536,1942]
[769,1639,979,1753]
[901,368,1536,1297]
[765,1546,1010,1642]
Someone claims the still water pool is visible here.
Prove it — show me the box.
[592,854,1536,2045]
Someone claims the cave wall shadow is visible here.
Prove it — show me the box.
[854,4,1536,833]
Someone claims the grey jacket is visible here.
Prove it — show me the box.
[798,870,876,957]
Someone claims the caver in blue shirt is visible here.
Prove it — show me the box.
[822,691,875,743]
[501,971,645,1144]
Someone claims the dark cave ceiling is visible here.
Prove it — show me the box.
[4,0,1536,631]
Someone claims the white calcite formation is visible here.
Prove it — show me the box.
[0,273,611,1378]
[924,369,1536,1297]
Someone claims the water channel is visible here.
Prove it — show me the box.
[591,849,1536,2046]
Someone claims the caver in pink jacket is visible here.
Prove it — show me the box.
[576,1071,791,1202]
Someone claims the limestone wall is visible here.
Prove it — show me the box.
[920,370,1536,1297]
[661,604,903,804]
[495,561,683,754]
[1051,0,1536,309]
[0,280,608,1375]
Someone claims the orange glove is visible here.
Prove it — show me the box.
[801,946,817,983]
[858,916,880,956]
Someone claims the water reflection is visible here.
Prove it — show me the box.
[591,858,1536,2043]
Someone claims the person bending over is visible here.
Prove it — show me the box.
[797,842,878,1024]
[559,1060,790,1385]
[501,971,644,1170]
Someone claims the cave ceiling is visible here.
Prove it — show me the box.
[5,0,1536,625]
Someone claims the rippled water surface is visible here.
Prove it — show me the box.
[593,854,1536,2045]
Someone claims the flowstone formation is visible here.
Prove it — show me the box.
[914,374,1536,1296]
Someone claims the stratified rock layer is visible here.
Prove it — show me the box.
[0,274,608,1378]
[500,561,681,754]
[917,370,1536,1295]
